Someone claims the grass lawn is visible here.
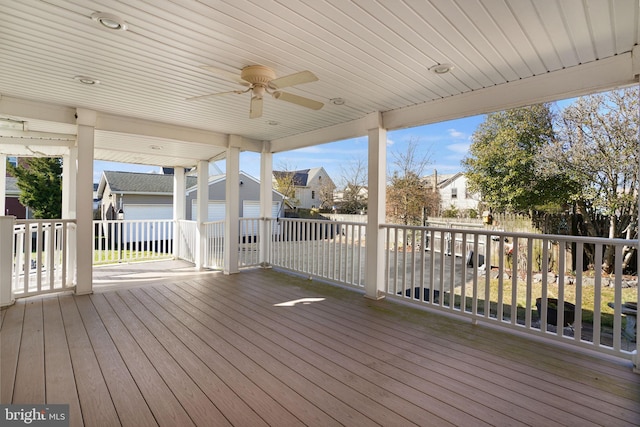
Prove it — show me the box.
[460,276,637,328]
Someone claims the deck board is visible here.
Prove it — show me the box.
[58,295,121,426]
[42,298,83,427]
[74,296,158,426]
[13,300,44,403]
[158,283,433,426]
[1,300,24,404]
[90,293,196,427]
[105,290,232,427]
[1,264,639,426]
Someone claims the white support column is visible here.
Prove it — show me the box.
[365,118,387,300]
[224,138,241,274]
[0,215,16,307]
[0,155,6,215]
[194,161,208,269]
[61,147,77,219]
[259,144,273,266]
[173,166,186,259]
[74,109,95,295]
[62,147,78,288]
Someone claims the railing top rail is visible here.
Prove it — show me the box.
[272,217,368,227]
[16,219,77,225]
[203,220,225,225]
[94,219,174,223]
[380,223,639,246]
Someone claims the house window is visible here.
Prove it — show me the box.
[311,190,316,199]
[451,188,458,199]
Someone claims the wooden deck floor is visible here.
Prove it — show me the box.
[2,265,639,426]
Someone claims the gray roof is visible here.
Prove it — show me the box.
[103,171,196,194]
[5,176,19,195]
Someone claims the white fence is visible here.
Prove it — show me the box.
[382,223,639,362]
[270,218,367,288]
[93,220,174,264]
[11,219,76,298]
[176,220,197,264]
[204,220,225,269]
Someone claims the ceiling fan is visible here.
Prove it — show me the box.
[187,65,324,119]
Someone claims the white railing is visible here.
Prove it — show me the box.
[93,220,174,264]
[381,224,639,362]
[270,218,367,289]
[239,218,261,268]
[12,219,76,298]
[176,219,197,264]
[203,220,225,269]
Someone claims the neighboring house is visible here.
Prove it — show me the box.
[433,172,480,214]
[273,167,335,210]
[96,170,284,221]
[96,171,193,220]
[4,176,27,218]
[186,172,285,221]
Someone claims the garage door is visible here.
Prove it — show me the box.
[123,204,173,220]
[242,200,281,218]
[191,200,225,221]
[120,204,174,243]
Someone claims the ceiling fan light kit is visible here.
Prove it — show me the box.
[189,65,324,118]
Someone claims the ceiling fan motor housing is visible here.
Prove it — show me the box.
[241,65,276,86]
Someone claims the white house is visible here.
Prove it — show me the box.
[273,167,335,210]
[423,172,480,215]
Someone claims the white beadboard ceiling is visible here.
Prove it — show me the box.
[0,0,638,168]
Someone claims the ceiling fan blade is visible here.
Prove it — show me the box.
[269,71,318,89]
[200,66,250,86]
[273,91,324,110]
[249,96,263,119]
[186,90,244,101]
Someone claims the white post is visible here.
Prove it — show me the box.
[0,155,6,215]
[224,138,241,274]
[365,117,387,300]
[194,161,208,269]
[259,144,273,266]
[75,109,95,295]
[173,166,185,259]
[0,216,16,307]
[62,147,77,287]
[61,147,77,220]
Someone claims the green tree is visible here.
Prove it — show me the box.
[7,157,62,218]
[462,104,574,213]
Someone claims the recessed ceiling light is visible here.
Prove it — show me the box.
[91,12,128,31]
[330,98,345,106]
[73,75,100,85]
[429,63,454,74]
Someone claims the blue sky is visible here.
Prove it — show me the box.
[93,114,486,187]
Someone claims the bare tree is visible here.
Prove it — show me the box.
[273,162,300,208]
[542,88,639,272]
[386,138,438,225]
[337,157,368,213]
